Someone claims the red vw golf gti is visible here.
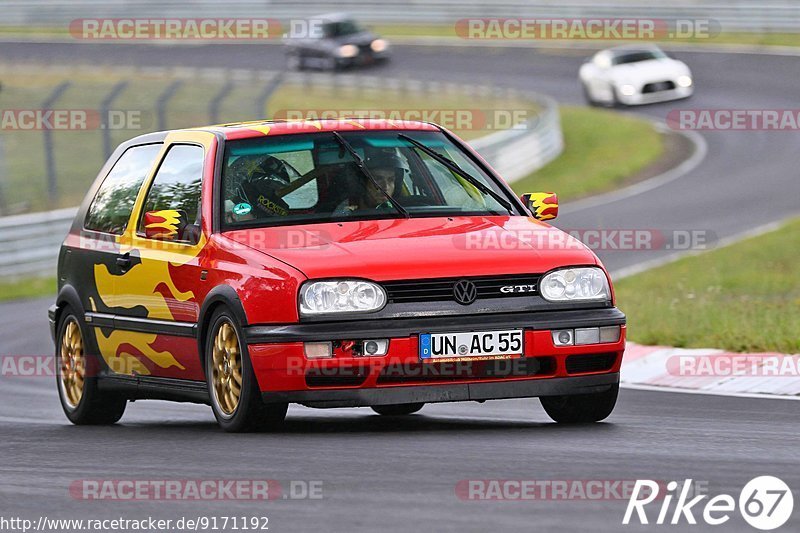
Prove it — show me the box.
[50,119,626,432]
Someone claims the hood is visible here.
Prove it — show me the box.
[224,216,597,281]
[611,59,689,83]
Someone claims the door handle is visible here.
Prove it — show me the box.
[116,253,131,269]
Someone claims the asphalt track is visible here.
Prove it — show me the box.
[0,41,799,532]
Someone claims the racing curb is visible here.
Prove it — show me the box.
[621,342,800,399]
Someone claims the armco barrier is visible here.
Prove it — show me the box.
[0,207,76,278]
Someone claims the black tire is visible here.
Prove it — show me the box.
[610,86,625,108]
[286,51,304,71]
[582,82,600,107]
[55,307,126,425]
[321,55,339,71]
[205,308,288,432]
[371,403,424,416]
[540,383,619,423]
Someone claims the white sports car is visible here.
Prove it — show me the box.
[579,45,693,106]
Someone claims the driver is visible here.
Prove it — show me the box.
[334,149,404,216]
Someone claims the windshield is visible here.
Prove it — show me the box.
[220,130,519,229]
[612,49,666,65]
[323,20,363,38]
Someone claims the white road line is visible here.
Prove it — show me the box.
[611,216,794,279]
[564,125,707,214]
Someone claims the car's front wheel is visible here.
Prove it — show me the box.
[56,308,127,425]
[371,403,425,416]
[286,51,304,71]
[582,82,600,107]
[206,308,288,432]
[540,383,618,423]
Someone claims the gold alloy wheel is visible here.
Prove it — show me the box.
[60,318,85,408]
[211,321,243,416]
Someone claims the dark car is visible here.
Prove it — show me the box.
[284,13,390,71]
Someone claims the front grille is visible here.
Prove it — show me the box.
[565,353,617,374]
[376,356,555,385]
[382,274,541,304]
[642,81,676,93]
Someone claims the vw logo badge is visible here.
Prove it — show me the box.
[453,279,478,305]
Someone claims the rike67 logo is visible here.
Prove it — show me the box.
[624,477,794,530]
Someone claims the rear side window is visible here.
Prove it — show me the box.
[84,144,162,234]
[138,144,205,244]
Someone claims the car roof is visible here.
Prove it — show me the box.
[312,12,354,23]
[607,44,664,55]
[125,118,441,143]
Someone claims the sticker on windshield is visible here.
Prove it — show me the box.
[233,202,252,216]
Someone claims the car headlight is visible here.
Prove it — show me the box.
[540,267,610,302]
[370,39,388,53]
[299,279,386,316]
[619,84,636,96]
[677,75,693,88]
[337,44,359,58]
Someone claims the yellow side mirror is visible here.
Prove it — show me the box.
[520,192,559,221]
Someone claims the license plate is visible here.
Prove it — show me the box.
[419,330,523,360]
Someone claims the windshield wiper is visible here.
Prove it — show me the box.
[332,132,411,219]
[398,134,516,215]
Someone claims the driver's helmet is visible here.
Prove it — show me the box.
[363,148,406,191]
[227,155,292,218]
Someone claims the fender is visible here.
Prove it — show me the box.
[55,283,84,319]
[196,284,249,376]
[52,283,109,373]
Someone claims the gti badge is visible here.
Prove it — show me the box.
[500,284,537,294]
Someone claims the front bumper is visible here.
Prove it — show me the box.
[263,372,619,408]
[48,304,57,342]
[619,85,693,105]
[246,307,626,407]
[337,50,389,67]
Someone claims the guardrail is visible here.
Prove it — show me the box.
[0,72,562,279]
[471,95,562,184]
[3,1,800,32]
[0,207,76,278]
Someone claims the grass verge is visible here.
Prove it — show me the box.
[372,25,800,48]
[615,218,800,354]
[0,276,56,302]
[511,106,663,199]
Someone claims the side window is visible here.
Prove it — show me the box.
[138,144,204,245]
[279,151,317,209]
[282,179,318,209]
[84,144,162,234]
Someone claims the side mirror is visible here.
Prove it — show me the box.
[143,209,187,241]
[520,192,558,221]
